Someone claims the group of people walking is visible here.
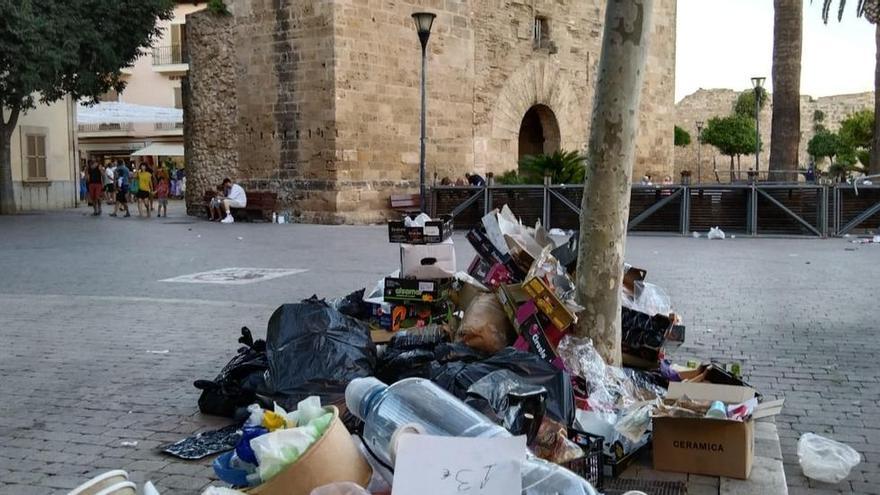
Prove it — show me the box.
[83,160,177,218]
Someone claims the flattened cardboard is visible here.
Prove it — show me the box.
[653,416,754,479]
[666,382,756,403]
[497,283,529,326]
[400,240,456,279]
[515,301,565,370]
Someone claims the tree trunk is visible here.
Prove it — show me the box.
[872,21,880,175]
[574,0,653,366]
[0,106,19,215]
[729,155,735,182]
[769,0,803,175]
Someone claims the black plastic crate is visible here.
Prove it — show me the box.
[564,428,604,492]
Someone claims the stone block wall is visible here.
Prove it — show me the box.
[185,0,678,223]
[674,88,874,181]
[183,10,239,215]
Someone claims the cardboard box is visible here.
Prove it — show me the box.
[388,215,453,244]
[515,301,565,370]
[383,277,450,303]
[497,283,530,327]
[467,255,492,283]
[400,239,456,279]
[466,229,526,281]
[522,277,576,330]
[652,382,762,480]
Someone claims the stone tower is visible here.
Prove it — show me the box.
[184,0,677,223]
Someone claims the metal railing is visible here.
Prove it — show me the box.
[152,45,187,66]
[428,182,880,238]
[154,122,184,130]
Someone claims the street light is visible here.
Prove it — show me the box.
[695,120,704,184]
[412,12,436,212]
[750,76,765,179]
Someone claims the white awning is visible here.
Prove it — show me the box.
[131,143,185,157]
[77,101,183,124]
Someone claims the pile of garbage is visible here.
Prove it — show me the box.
[102,205,798,495]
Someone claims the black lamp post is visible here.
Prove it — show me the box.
[412,12,436,212]
[695,120,704,184]
[750,76,765,179]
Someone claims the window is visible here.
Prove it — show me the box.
[25,134,47,180]
[534,17,549,48]
[173,87,182,109]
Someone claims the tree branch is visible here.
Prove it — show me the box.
[1,105,20,138]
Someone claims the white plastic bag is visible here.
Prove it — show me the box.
[797,433,861,483]
[707,226,726,240]
[621,281,672,317]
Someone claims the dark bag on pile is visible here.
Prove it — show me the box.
[430,347,575,426]
[621,307,671,350]
[193,327,268,418]
[376,327,485,383]
[260,299,377,415]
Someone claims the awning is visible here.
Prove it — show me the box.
[131,143,185,157]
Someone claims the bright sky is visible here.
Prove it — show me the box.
[676,0,875,102]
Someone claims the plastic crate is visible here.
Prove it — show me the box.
[563,428,604,492]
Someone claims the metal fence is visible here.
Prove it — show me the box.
[428,183,880,238]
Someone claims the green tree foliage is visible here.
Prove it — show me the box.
[496,169,526,185]
[734,87,768,119]
[838,109,874,150]
[674,126,692,147]
[208,0,231,15]
[518,150,586,184]
[807,129,842,164]
[0,0,174,213]
[701,115,760,161]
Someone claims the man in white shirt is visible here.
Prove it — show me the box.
[220,177,247,224]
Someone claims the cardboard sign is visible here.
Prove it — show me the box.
[392,435,526,495]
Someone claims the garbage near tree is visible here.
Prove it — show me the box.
[187,204,782,493]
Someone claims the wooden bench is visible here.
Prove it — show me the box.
[202,189,278,222]
[390,193,421,214]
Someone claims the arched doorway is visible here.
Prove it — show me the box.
[518,104,561,161]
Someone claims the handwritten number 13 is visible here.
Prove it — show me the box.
[450,464,495,492]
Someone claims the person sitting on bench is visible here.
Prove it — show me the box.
[218,178,248,224]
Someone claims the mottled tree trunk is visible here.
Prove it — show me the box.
[872,21,880,175]
[575,0,653,366]
[770,0,803,176]
[0,106,19,215]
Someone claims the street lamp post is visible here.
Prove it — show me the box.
[750,76,765,180]
[412,12,436,212]
[695,120,704,184]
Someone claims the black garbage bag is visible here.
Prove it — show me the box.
[465,369,547,442]
[260,300,377,416]
[430,347,575,426]
[433,342,486,363]
[333,288,373,321]
[376,348,436,383]
[193,327,268,418]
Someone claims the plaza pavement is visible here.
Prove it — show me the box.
[0,201,878,494]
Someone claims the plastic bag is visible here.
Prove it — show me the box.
[530,417,584,464]
[526,245,583,315]
[465,369,548,440]
[707,226,726,240]
[430,347,575,426]
[797,433,861,483]
[455,293,515,353]
[404,212,432,227]
[250,411,333,482]
[310,482,370,495]
[330,289,372,321]
[622,281,672,317]
[261,300,377,411]
[193,327,268,418]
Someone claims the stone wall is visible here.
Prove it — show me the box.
[674,88,874,181]
[186,0,678,223]
[183,11,239,215]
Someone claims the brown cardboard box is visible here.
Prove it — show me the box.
[522,277,576,330]
[652,383,759,479]
[497,283,529,326]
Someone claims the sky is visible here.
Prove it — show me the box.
[675,0,875,102]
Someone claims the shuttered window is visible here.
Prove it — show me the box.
[25,134,47,179]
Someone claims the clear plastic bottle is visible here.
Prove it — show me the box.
[346,377,598,495]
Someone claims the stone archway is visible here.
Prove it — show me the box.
[518,104,561,160]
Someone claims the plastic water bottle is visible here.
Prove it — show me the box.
[346,377,598,495]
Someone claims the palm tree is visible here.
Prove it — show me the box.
[816,0,880,174]
[770,0,803,177]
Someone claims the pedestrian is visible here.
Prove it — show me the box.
[465,172,486,187]
[155,174,170,218]
[110,163,131,217]
[79,166,87,201]
[135,163,153,218]
[208,184,224,221]
[87,161,104,216]
[103,161,117,205]
[219,178,247,224]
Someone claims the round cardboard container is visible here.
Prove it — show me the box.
[249,406,372,495]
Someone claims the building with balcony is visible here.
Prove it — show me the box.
[77,1,205,167]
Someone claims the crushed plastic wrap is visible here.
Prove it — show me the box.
[622,281,672,317]
[525,245,584,315]
[464,369,548,440]
[455,293,516,354]
[798,433,861,483]
[530,417,584,464]
[404,212,432,227]
[708,226,726,240]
